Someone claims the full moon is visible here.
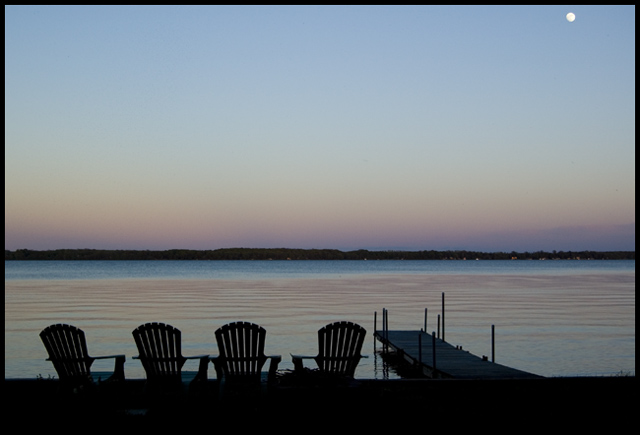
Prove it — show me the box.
[566,12,576,22]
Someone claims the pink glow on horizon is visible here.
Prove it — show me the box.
[5,211,635,252]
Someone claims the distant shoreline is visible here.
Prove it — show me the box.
[4,248,635,261]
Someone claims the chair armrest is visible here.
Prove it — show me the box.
[93,354,126,360]
[184,355,209,360]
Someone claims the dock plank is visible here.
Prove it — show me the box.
[375,330,542,379]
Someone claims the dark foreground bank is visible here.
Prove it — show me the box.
[4,376,635,429]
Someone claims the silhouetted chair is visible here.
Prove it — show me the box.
[132,322,209,391]
[40,323,125,389]
[292,321,367,378]
[211,321,281,385]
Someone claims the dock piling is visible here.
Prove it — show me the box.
[384,308,388,341]
[432,331,437,372]
[442,292,445,342]
[423,308,427,332]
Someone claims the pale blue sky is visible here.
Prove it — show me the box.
[5,5,635,251]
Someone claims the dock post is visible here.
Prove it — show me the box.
[437,315,440,339]
[382,308,388,352]
[442,292,445,342]
[374,311,377,335]
[384,308,388,341]
[491,324,495,363]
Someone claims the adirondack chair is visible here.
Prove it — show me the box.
[40,323,125,388]
[132,322,209,390]
[211,321,281,384]
[292,321,367,378]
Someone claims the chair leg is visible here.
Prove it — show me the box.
[110,356,126,382]
[267,356,282,385]
[194,356,209,382]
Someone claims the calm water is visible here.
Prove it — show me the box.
[4,259,634,281]
[5,260,635,379]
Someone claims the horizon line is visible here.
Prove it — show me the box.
[5,247,636,254]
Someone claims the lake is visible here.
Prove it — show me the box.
[5,260,635,379]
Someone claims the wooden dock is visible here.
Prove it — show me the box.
[374,303,542,379]
[374,330,542,379]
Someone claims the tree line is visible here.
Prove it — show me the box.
[4,248,635,261]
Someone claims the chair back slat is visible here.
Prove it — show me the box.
[316,321,366,377]
[215,322,268,378]
[133,322,186,381]
[40,324,94,381]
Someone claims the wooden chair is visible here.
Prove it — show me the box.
[40,323,125,387]
[292,321,367,378]
[211,321,281,384]
[132,322,209,390]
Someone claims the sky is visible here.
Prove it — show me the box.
[5,5,635,252]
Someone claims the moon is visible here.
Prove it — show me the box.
[566,12,576,22]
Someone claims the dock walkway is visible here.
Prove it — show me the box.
[375,330,542,380]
